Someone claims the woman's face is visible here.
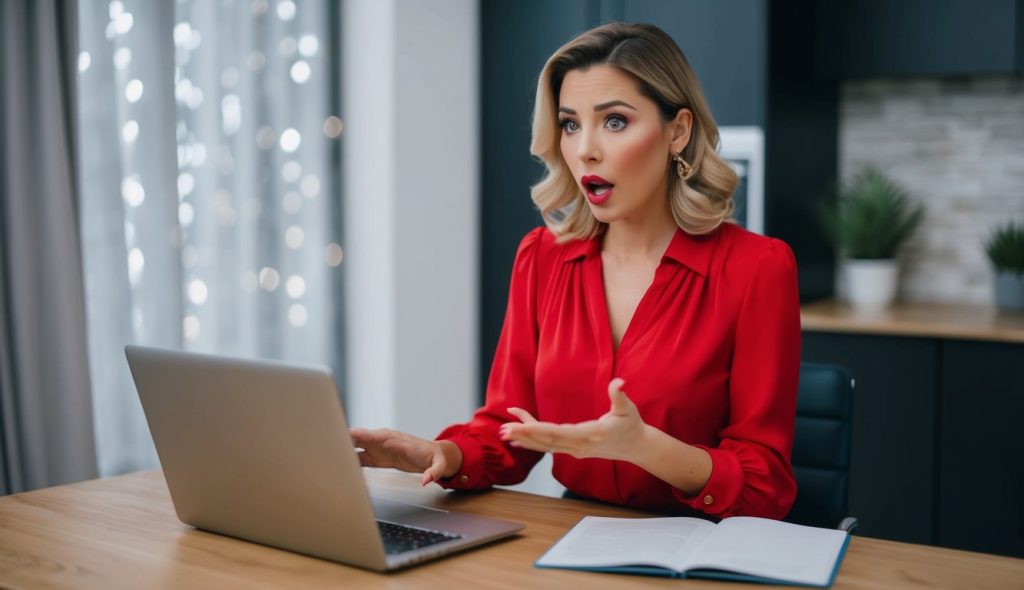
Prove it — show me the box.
[557,64,690,225]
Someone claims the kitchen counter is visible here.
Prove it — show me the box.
[800,299,1024,344]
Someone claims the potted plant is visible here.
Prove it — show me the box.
[820,167,924,312]
[985,222,1024,311]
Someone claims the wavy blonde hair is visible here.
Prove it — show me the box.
[530,22,738,241]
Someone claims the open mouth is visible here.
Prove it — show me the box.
[581,175,614,204]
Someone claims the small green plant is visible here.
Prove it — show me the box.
[819,167,924,260]
[986,222,1024,275]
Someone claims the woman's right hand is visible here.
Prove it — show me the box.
[350,428,463,486]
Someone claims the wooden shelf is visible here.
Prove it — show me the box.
[801,299,1024,344]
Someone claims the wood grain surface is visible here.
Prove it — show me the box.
[0,469,1021,589]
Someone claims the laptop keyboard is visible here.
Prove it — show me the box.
[377,520,464,555]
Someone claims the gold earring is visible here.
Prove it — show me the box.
[672,153,692,180]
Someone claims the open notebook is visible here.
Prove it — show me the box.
[535,516,850,587]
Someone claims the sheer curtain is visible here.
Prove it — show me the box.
[77,0,344,476]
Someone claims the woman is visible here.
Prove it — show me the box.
[351,22,800,519]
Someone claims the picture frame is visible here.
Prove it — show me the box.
[718,126,765,235]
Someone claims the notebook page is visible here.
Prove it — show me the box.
[680,517,847,586]
[536,516,716,570]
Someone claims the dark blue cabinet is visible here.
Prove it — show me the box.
[804,331,1024,558]
[939,340,1024,557]
[815,0,1024,79]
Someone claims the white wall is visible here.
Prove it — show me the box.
[392,2,481,437]
[341,1,562,497]
[341,0,479,438]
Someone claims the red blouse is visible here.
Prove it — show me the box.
[437,221,801,519]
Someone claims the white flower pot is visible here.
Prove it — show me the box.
[994,271,1024,311]
[844,259,899,312]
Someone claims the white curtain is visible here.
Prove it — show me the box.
[77,0,344,476]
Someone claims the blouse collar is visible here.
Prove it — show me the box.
[560,224,721,277]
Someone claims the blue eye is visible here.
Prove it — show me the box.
[606,115,627,131]
[558,118,579,133]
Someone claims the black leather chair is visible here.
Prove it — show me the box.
[785,362,858,533]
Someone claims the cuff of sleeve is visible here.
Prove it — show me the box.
[671,446,744,516]
[433,431,484,490]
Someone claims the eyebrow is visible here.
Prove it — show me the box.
[558,100,639,115]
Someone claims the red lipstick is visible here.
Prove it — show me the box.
[581,174,614,205]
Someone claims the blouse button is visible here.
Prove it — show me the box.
[458,475,469,484]
[702,494,714,505]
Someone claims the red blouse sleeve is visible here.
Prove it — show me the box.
[434,228,545,490]
[672,238,801,518]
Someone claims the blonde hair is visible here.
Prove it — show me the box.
[530,22,738,241]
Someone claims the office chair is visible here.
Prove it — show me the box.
[785,362,858,533]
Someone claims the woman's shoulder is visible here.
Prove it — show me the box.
[714,221,796,276]
[514,226,550,250]
[514,226,586,262]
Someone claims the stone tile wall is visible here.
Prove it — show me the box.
[839,77,1024,304]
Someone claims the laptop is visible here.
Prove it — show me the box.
[124,345,524,571]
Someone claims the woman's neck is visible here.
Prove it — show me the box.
[601,203,678,264]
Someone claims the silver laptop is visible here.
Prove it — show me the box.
[125,345,523,571]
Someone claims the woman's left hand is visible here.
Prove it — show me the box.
[499,378,648,462]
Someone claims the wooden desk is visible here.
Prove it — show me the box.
[0,470,1021,589]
